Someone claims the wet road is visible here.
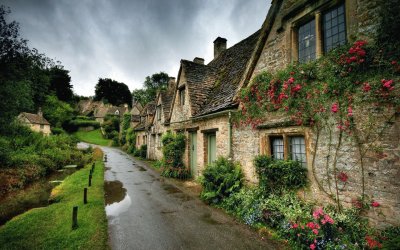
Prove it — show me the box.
[102,147,278,250]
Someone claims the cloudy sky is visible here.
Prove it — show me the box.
[2,0,271,96]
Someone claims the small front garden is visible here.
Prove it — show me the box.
[200,156,400,249]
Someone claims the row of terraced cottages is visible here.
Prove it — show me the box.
[133,0,399,227]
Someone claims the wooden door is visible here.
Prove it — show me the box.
[190,132,197,176]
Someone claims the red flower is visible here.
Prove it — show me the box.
[382,79,394,90]
[310,244,316,250]
[365,235,382,249]
[347,106,353,117]
[363,82,371,92]
[292,84,302,93]
[338,172,348,182]
[312,229,319,235]
[331,103,339,113]
[371,201,380,207]
[287,77,295,84]
[391,60,397,65]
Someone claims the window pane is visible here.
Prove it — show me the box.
[323,3,347,52]
[290,136,306,166]
[298,19,316,63]
[271,137,284,160]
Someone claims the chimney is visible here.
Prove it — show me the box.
[213,37,227,58]
[168,77,176,89]
[37,107,43,117]
[193,57,205,65]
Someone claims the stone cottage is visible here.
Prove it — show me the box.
[18,109,51,135]
[134,102,156,150]
[162,30,261,177]
[94,105,129,123]
[148,77,176,160]
[228,0,399,227]
[130,101,143,128]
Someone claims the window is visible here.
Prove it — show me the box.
[157,134,162,147]
[207,133,216,164]
[179,87,185,106]
[40,124,44,129]
[156,105,161,120]
[295,3,347,62]
[323,4,346,52]
[266,135,307,166]
[270,137,284,160]
[298,19,316,63]
[289,136,306,166]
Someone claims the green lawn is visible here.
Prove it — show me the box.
[74,129,111,146]
[0,159,109,249]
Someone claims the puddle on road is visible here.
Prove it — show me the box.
[104,180,126,205]
[104,180,131,217]
[162,184,182,194]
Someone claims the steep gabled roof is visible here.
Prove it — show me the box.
[159,81,177,123]
[179,60,218,116]
[20,112,50,125]
[193,30,261,116]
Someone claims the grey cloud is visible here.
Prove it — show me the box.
[1,0,269,96]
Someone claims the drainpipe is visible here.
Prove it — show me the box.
[228,111,232,159]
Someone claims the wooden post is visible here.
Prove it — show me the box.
[89,174,92,187]
[91,163,95,172]
[104,155,107,162]
[72,206,78,229]
[84,188,88,204]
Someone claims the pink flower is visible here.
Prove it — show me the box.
[371,201,380,207]
[321,214,334,225]
[312,229,319,235]
[313,207,324,219]
[292,84,302,93]
[331,103,339,113]
[306,222,320,229]
[347,106,353,117]
[287,77,295,84]
[310,243,316,250]
[382,79,394,90]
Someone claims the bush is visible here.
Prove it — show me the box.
[199,157,243,204]
[160,132,188,179]
[51,127,65,135]
[64,119,100,133]
[254,155,307,193]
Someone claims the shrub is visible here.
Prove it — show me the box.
[199,157,243,204]
[254,155,307,193]
[51,127,65,135]
[139,144,147,158]
[160,132,189,179]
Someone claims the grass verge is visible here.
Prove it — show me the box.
[0,148,108,249]
[74,129,111,146]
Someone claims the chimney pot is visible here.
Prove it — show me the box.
[37,107,43,117]
[213,37,227,58]
[168,77,176,89]
[193,57,205,65]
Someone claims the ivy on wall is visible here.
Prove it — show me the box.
[237,40,399,211]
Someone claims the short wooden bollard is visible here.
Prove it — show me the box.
[91,163,95,172]
[104,155,107,162]
[72,206,78,230]
[84,188,88,204]
[88,174,92,187]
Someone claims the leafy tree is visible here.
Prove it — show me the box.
[94,78,132,107]
[49,66,73,102]
[132,72,169,105]
[42,95,74,128]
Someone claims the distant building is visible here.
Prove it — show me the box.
[18,109,51,135]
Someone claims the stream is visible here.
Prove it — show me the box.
[0,168,77,225]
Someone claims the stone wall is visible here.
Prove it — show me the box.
[243,0,398,227]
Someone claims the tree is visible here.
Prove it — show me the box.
[132,72,169,105]
[42,95,74,128]
[94,78,132,107]
[49,66,73,102]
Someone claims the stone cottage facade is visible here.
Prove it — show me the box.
[18,109,51,135]
[134,102,156,150]
[229,0,399,227]
[148,77,176,160]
